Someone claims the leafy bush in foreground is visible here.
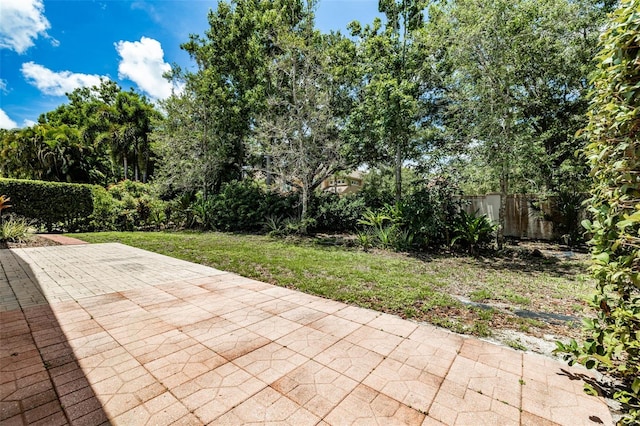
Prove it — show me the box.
[555,2,640,422]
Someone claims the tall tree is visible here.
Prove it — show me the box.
[347,0,431,203]
[160,0,306,196]
[0,80,157,185]
[429,0,611,248]
[154,92,229,197]
[256,1,347,229]
[36,80,157,184]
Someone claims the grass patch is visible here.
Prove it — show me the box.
[470,288,493,302]
[74,231,594,338]
[504,339,528,351]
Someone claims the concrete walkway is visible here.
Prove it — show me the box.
[0,243,613,425]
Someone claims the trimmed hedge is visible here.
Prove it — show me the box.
[0,178,94,231]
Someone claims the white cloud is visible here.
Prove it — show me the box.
[115,37,179,100]
[131,1,161,24]
[0,79,8,94]
[22,119,37,128]
[0,109,18,130]
[0,0,56,54]
[21,62,104,96]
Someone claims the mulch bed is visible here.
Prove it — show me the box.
[0,235,62,249]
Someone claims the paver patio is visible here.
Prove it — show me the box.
[0,243,613,425]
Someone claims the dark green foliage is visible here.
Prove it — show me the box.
[309,192,367,233]
[0,81,160,186]
[451,210,496,254]
[357,170,396,210]
[167,192,197,229]
[395,177,462,247]
[355,177,462,251]
[209,181,269,231]
[0,178,93,231]
[180,180,299,233]
[90,180,167,231]
[552,191,587,246]
[554,1,640,422]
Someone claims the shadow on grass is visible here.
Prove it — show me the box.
[408,246,589,279]
[0,248,110,424]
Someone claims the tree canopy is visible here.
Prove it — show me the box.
[0,0,613,205]
[1,80,158,185]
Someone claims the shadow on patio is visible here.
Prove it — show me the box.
[0,248,110,425]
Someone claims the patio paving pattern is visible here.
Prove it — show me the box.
[0,243,613,425]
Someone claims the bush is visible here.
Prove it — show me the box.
[90,186,119,231]
[555,2,640,422]
[176,180,300,233]
[393,177,462,248]
[310,192,367,233]
[209,180,269,231]
[358,172,395,210]
[0,178,93,231]
[90,181,168,231]
[553,191,587,246]
[451,210,496,254]
[353,177,461,251]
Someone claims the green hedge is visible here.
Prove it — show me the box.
[0,178,94,231]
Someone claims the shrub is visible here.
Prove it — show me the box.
[0,178,93,231]
[309,192,367,233]
[402,177,461,247]
[168,192,196,229]
[89,186,120,231]
[90,181,168,231]
[191,193,215,230]
[209,180,267,231]
[354,177,461,252]
[553,190,587,246]
[555,2,640,422]
[451,210,496,254]
[176,180,300,233]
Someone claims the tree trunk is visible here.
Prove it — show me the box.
[497,170,507,250]
[395,144,402,204]
[143,147,149,183]
[123,156,128,180]
[300,184,309,234]
[266,154,272,187]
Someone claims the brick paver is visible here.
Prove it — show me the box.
[0,243,613,425]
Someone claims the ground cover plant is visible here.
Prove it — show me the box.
[76,231,594,345]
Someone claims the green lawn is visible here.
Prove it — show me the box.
[75,231,594,339]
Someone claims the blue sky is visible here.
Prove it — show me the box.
[0,0,381,129]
